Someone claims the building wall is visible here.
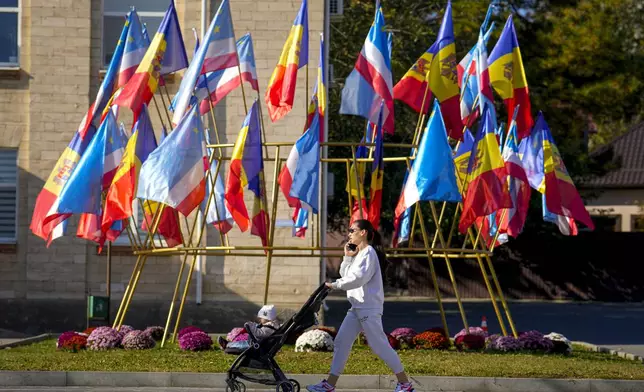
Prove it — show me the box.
[0,0,325,332]
[586,189,644,232]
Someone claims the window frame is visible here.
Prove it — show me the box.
[0,0,21,68]
[100,1,166,69]
[0,149,18,244]
[631,214,644,232]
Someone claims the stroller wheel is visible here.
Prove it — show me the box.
[289,379,301,392]
[225,380,245,392]
[276,380,294,392]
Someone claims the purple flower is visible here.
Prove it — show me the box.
[390,328,417,346]
[122,330,156,350]
[178,331,213,351]
[87,327,121,351]
[57,331,78,348]
[226,327,246,342]
[143,326,164,341]
[518,330,554,352]
[178,326,204,340]
[488,335,522,352]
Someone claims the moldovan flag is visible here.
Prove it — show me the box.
[488,15,533,139]
[265,0,308,122]
[114,0,188,114]
[458,104,512,233]
[224,101,263,232]
[368,102,385,229]
[117,10,148,90]
[394,1,462,139]
[539,112,595,230]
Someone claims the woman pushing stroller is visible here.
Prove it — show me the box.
[307,219,415,392]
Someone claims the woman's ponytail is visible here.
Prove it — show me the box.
[354,220,389,280]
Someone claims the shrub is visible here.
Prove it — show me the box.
[455,334,486,351]
[56,331,78,348]
[143,326,164,342]
[544,332,572,354]
[60,335,87,352]
[412,331,450,350]
[122,330,156,350]
[178,331,213,351]
[314,326,338,339]
[178,326,205,340]
[87,327,121,351]
[487,335,522,352]
[518,330,554,352]
[226,327,246,342]
[390,328,417,347]
[295,330,334,352]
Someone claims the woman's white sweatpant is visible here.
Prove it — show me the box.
[330,309,404,375]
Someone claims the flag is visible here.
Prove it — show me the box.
[488,15,533,139]
[542,193,578,235]
[265,0,308,122]
[293,207,309,238]
[159,125,168,143]
[224,101,263,232]
[368,102,385,229]
[289,102,321,214]
[196,33,259,115]
[114,0,188,114]
[498,111,530,237]
[171,0,237,124]
[317,33,327,142]
[518,118,545,192]
[30,14,129,243]
[340,4,394,134]
[203,129,234,233]
[101,106,158,235]
[474,27,497,131]
[539,112,595,230]
[117,10,148,90]
[395,2,461,139]
[49,112,120,248]
[457,8,495,127]
[453,128,475,190]
[137,105,208,217]
[394,100,462,225]
[78,111,129,247]
[459,105,512,233]
[345,123,372,224]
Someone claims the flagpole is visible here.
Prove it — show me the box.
[263,150,282,305]
[350,146,365,220]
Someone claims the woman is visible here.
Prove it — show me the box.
[307,219,415,392]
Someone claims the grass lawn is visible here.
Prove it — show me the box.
[1,340,643,380]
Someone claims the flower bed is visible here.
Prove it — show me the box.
[178,331,213,351]
[412,331,450,350]
[122,330,156,350]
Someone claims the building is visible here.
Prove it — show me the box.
[0,0,339,333]
[582,122,644,232]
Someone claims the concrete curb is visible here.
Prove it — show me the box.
[575,341,644,363]
[0,334,52,350]
[2,372,644,391]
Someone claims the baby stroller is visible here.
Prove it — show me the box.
[225,283,332,392]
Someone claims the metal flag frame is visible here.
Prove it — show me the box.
[108,72,519,347]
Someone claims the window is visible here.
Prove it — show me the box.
[632,215,644,232]
[0,0,19,67]
[329,0,343,16]
[102,0,166,67]
[592,215,621,232]
[0,149,17,243]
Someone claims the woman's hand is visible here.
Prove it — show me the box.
[344,242,358,257]
[325,282,334,289]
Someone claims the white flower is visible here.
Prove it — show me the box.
[544,332,572,354]
[295,330,334,352]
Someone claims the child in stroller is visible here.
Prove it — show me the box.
[225,283,331,392]
[219,305,281,354]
